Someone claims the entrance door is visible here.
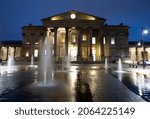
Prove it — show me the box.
[70,46,77,61]
[59,46,65,60]
[8,47,14,57]
[92,47,96,61]
[82,46,88,61]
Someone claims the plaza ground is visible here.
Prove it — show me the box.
[0,62,149,102]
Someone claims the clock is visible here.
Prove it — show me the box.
[70,13,76,19]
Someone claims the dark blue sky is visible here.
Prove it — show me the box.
[0,0,150,41]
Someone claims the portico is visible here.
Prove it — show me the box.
[41,10,106,62]
[45,27,103,62]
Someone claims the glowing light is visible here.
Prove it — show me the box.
[82,35,87,41]
[92,37,96,44]
[35,42,39,45]
[143,29,149,34]
[137,41,141,46]
[26,42,30,45]
[25,52,29,57]
[111,37,115,44]
[34,49,38,57]
[70,13,76,19]
[103,37,106,44]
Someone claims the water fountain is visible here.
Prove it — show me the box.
[31,55,34,66]
[0,55,17,75]
[104,58,108,68]
[40,33,54,84]
[118,58,122,72]
[115,58,128,81]
[111,58,124,81]
[7,55,14,67]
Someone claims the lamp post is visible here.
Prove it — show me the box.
[141,28,149,69]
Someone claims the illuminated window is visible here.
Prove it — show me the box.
[103,37,106,44]
[35,42,39,45]
[72,35,76,43]
[26,42,30,45]
[92,47,96,61]
[26,51,29,57]
[92,37,96,44]
[82,35,87,41]
[34,49,38,57]
[111,38,115,45]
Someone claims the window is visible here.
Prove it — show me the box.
[34,49,38,57]
[72,35,76,43]
[35,42,39,45]
[26,51,29,57]
[25,38,30,44]
[111,37,115,45]
[92,47,96,61]
[26,42,30,45]
[92,37,96,44]
[103,37,106,44]
[82,35,87,41]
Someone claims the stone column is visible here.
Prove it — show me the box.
[65,27,69,56]
[77,28,82,61]
[6,47,9,60]
[99,29,105,62]
[14,47,16,60]
[89,28,93,61]
[135,47,138,62]
[54,27,58,61]
[0,47,1,59]
[144,47,146,60]
[101,37,105,61]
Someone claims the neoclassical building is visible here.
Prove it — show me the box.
[0,10,130,62]
[21,10,129,62]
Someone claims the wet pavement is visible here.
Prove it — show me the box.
[0,64,146,102]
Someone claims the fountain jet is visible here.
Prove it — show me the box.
[31,55,34,66]
[104,58,108,68]
[118,59,122,72]
[40,32,54,84]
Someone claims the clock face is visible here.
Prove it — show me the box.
[70,13,76,19]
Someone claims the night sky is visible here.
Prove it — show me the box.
[0,0,150,41]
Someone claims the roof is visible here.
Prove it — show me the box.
[41,10,106,22]
[0,40,22,45]
[129,41,150,46]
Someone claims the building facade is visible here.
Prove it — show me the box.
[129,41,150,63]
[21,10,129,62]
[0,10,129,62]
[0,41,22,61]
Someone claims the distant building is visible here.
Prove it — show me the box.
[0,10,129,62]
[129,41,150,62]
[0,41,22,60]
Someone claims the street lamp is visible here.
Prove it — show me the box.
[143,29,149,34]
[141,28,149,69]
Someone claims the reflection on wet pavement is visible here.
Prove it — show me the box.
[110,65,150,102]
[0,64,145,102]
[121,72,150,101]
[75,72,93,102]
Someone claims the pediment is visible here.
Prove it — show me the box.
[41,10,106,22]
